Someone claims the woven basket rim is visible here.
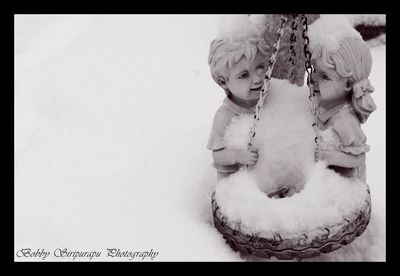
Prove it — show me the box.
[211,187,371,259]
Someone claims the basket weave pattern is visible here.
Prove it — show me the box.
[211,189,371,260]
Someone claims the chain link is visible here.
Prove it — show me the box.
[300,14,320,158]
[243,14,320,169]
[287,14,298,82]
[244,15,288,170]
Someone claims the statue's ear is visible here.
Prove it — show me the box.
[218,77,228,89]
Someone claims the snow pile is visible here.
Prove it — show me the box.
[214,78,369,239]
[248,14,269,34]
[215,162,369,240]
[251,79,315,193]
[223,79,315,194]
[366,34,386,48]
[216,15,261,39]
[308,15,362,53]
[346,14,386,27]
[223,114,254,150]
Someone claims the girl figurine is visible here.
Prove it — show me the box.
[308,15,377,182]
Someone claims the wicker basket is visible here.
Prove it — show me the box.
[211,187,371,260]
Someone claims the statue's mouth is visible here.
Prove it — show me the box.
[250,86,263,93]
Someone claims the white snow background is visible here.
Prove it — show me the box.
[14,14,386,261]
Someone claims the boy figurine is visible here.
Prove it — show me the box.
[207,16,270,180]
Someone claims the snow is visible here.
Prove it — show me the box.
[366,34,386,48]
[346,14,386,27]
[223,113,254,150]
[14,15,385,261]
[308,15,362,53]
[223,79,315,194]
[216,162,369,239]
[215,78,370,240]
[217,15,261,39]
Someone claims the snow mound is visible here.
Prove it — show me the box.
[222,79,315,194]
[223,113,254,150]
[214,78,369,240]
[308,15,363,53]
[347,14,386,27]
[215,162,369,240]
[216,15,261,40]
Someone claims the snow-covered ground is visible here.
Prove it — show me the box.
[14,15,385,261]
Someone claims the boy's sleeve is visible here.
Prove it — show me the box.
[207,109,232,151]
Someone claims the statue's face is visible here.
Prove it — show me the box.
[312,58,351,109]
[221,53,267,105]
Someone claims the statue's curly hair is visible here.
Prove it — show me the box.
[208,34,269,88]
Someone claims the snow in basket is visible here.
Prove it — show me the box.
[214,78,370,241]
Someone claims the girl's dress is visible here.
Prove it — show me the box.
[317,102,370,181]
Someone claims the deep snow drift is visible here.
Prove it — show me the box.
[14,15,385,261]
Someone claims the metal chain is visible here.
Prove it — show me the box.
[245,15,288,168]
[287,14,298,82]
[300,14,320,160]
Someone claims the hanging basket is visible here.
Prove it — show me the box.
[211,186,371,260]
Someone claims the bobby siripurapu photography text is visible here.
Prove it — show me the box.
[16,248,159,261]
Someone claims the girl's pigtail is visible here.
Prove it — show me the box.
[352,78,377,123]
